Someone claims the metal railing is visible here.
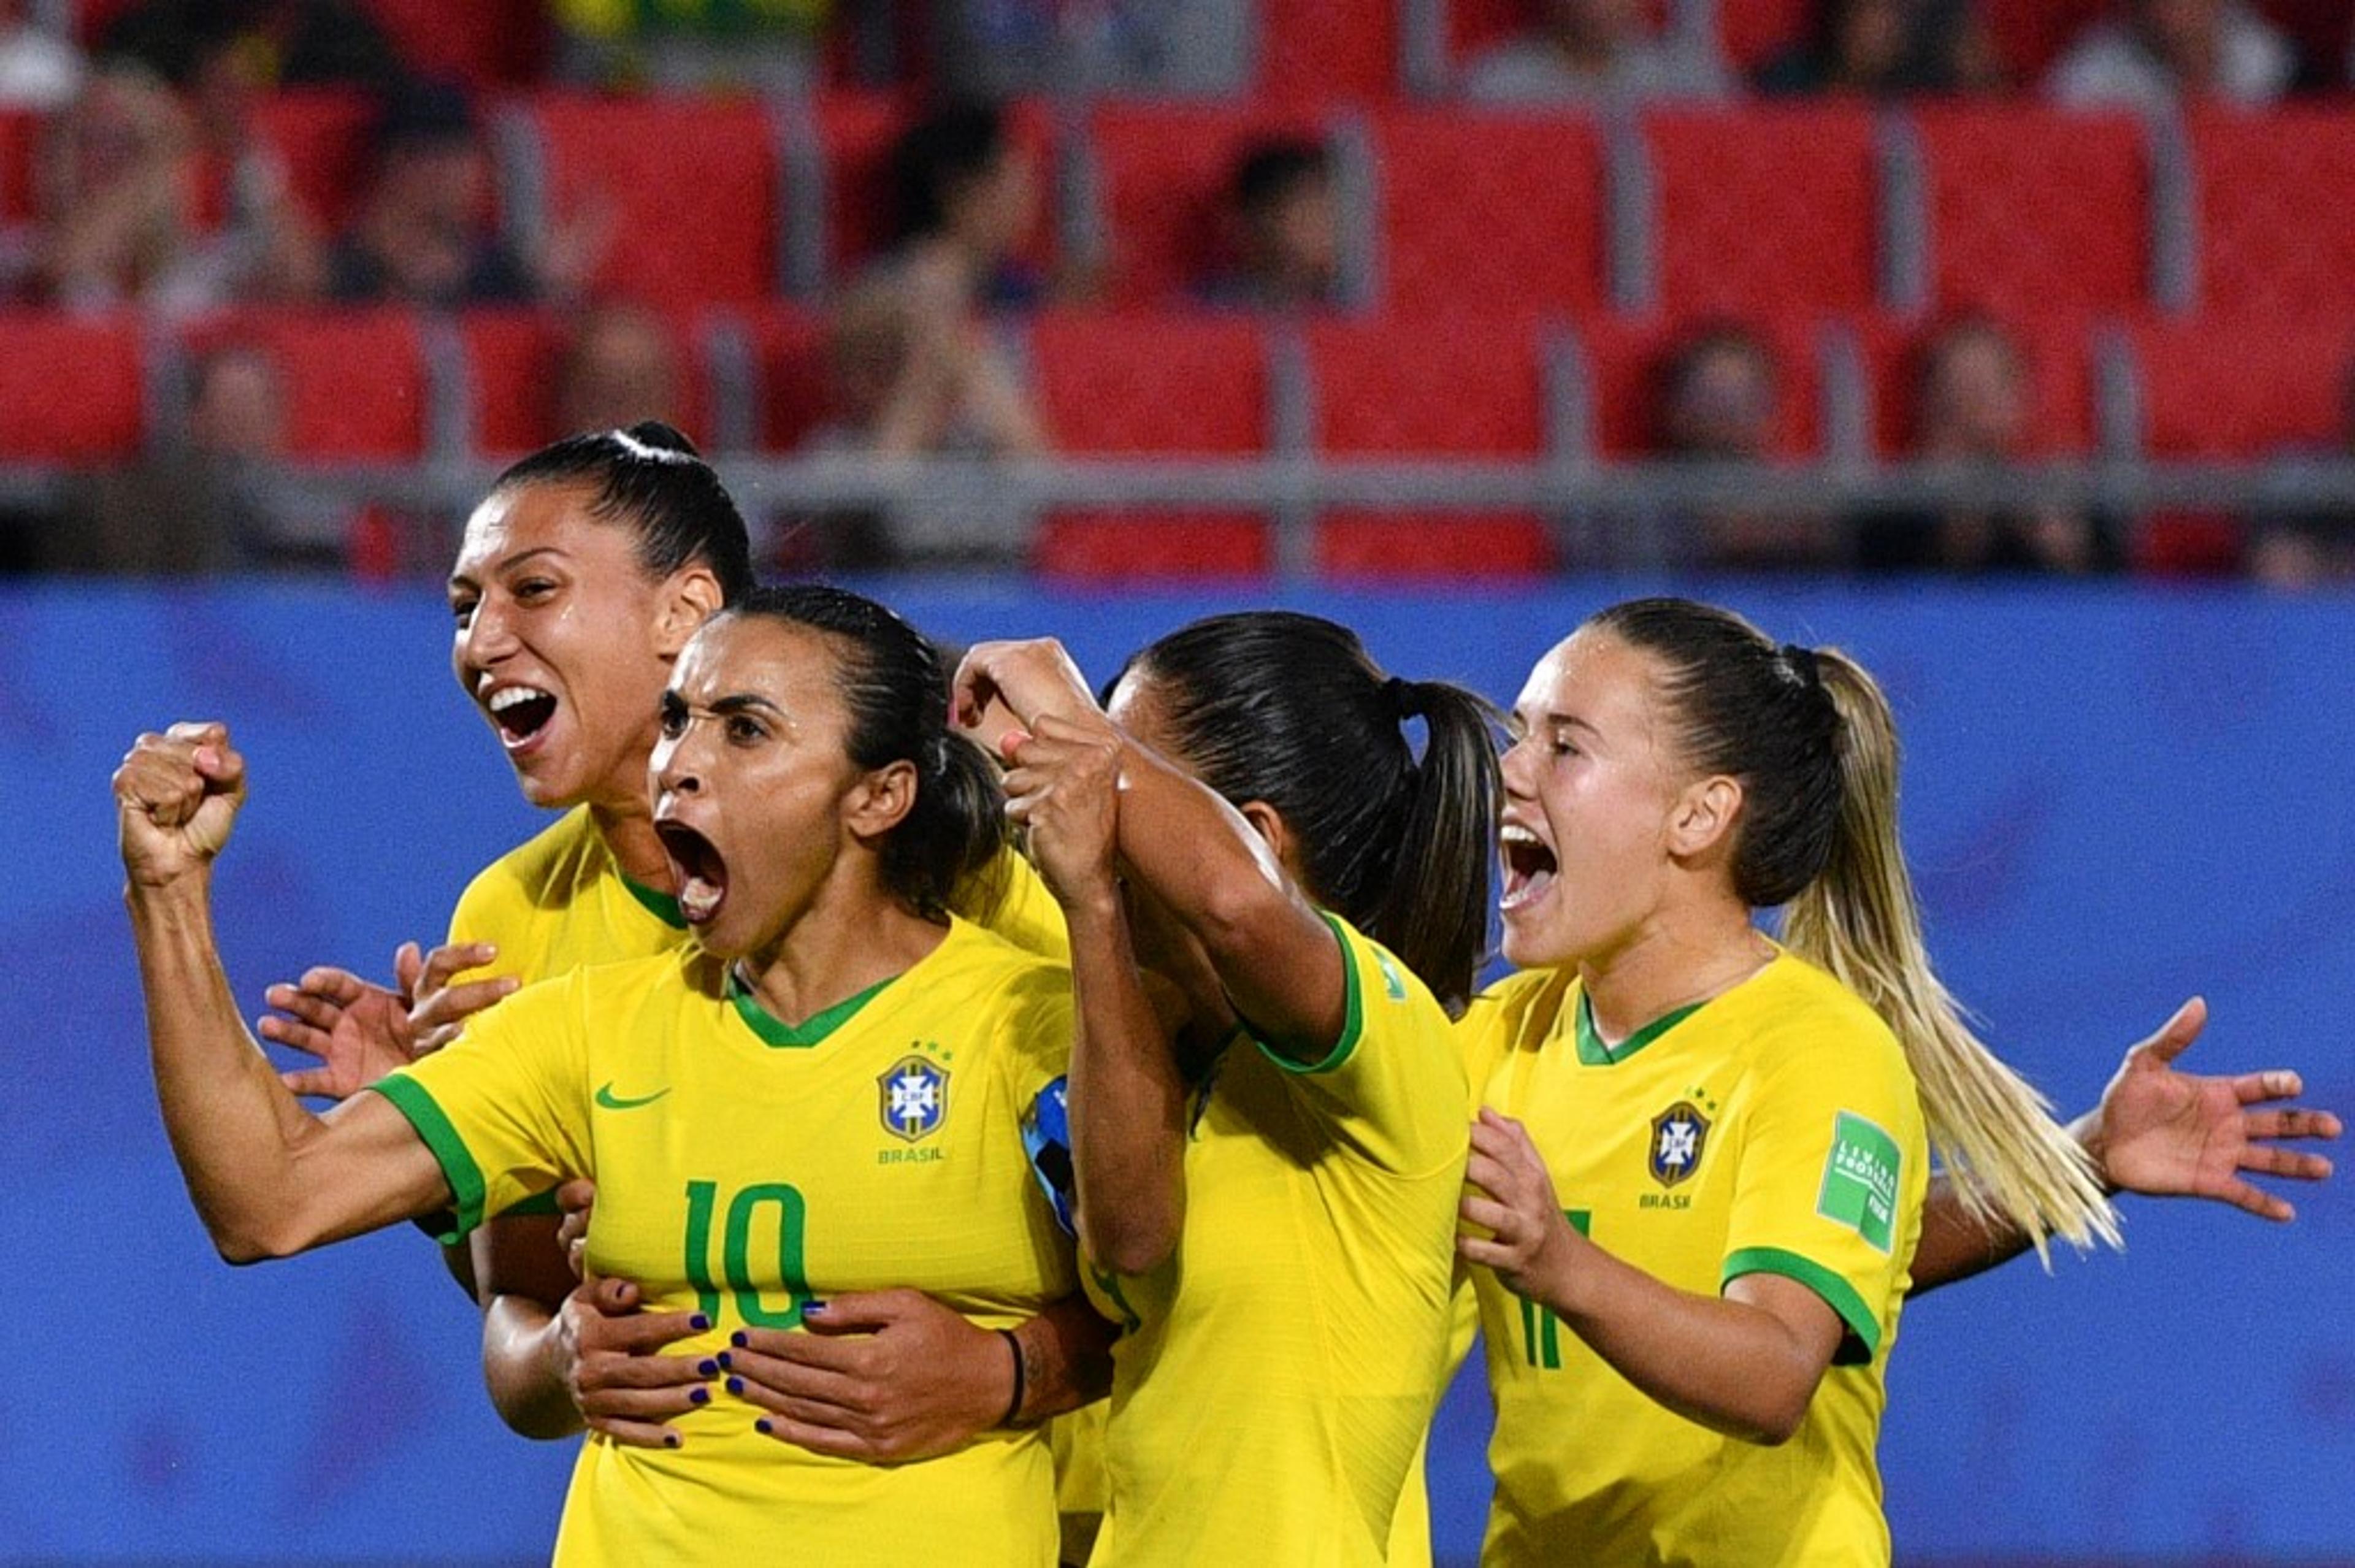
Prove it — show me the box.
[7,454,2351,576]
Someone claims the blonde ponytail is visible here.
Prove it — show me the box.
[1783,650,2120,1260]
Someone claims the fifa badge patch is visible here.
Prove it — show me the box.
[1817,1111,1901,1253]
[1648,1100,1710,1187]
[879,1054,950,1142]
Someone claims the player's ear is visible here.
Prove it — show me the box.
[1667,774,1741,863]
[846,759,919,842]
[654,568,724,658]
[1237,800,1304,884]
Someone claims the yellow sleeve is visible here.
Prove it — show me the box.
[957,843,1071,964]
[1252,915,1468,1178]
[989,959,1077,1106]
[443,857,514,951]
[369,972,592,1244]
[1718,1031,1918,1366]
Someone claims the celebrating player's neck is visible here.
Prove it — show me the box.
[1577,898,1772,1046]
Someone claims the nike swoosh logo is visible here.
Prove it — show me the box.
[595,1083,671,1111]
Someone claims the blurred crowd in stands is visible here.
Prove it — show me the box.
[1,0,2351,586]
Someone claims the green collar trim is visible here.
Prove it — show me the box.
[726,966,895,1049]
[1574,992,1704,1068]
[619,873,689,930]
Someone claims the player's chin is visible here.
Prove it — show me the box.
[1498,908,1576,971]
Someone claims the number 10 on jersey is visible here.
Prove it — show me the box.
[683,1179,814,1328]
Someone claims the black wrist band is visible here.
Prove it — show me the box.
[997,1327,1026,1426]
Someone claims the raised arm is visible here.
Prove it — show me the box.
[1004,713,1192,1273]
[1910,998,2341,1295]
[955,640,1346,1060]
[115,724,451,1261]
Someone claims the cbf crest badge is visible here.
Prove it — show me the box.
[1648,1100,1710,1187]
[880,1054,951,1142]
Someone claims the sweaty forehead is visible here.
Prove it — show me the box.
[451,481,616,580]
[674,617,846,713]
[1518,629,1665,734]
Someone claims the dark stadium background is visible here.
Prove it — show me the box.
[6,0,2355,1562]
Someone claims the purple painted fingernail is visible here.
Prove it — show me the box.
[729,1329,747,1348]
[689,1314,711,1332]
[664,1433,681,1448]
[688,1387,709,1406]
[714,1352,732,1370]
[804,1300,829,1316]
[725,1376,744,1396]
[696,1359,718,1377]
[754,1418,773,1436]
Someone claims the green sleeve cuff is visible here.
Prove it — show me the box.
[1722,1245,1883,1366]
[373,1074,488,1244]
[1252,912,1365,1076]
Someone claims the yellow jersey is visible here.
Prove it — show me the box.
[445,805,688,979]
[1465,952,1928,1568]
[373,919,1078,1568]
[1083,915,1468,1568]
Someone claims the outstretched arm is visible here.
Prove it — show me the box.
[1910,998,2341,1295]
[117,724,450,1261]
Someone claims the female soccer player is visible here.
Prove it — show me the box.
[1455,597,2108,1565]
[118,586,1078,1567]
[259,423,1086,1457]
[953,612,1496,1568]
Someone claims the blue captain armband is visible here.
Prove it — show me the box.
[1022,1076,1078,1237]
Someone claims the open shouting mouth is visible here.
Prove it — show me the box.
[485,684,558,751]
[1499,822,1558,912]
[656,818,729,927]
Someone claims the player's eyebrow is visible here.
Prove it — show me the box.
[1507,707,1598,737]
[448,545,566,592]
[707,694,789,721]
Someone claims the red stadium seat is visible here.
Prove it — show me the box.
[1981,0,2111,80]
[366,0,550,86]
[1030,312,1272,580]
[2191,107,2355,315]
[1576,314,1822,459]
[223,91,377,233]
[520,95,776,308]
[1853,313,2098,459]
[0,110,35,224]
[0,313,144,461]
[460,307,713,457]
[2129,313,2355,459]
[182,309,427,460]
[1644,107,1878,316]
[1715,0,1812,71]
[1912,107,2146,317]
[1372,108,1604,318]
[1261,0,1396,99]
[740,303,832,454]
[1447,0,1531,65]
[2128,312,2355,575]
[1086,102,1331,308]
[1306,316,1555,578]
[459,311,568,457]
[812,95,1059,281]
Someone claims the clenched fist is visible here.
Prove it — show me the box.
[115,722,247,887]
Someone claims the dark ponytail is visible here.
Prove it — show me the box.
[1124,611,1498,1012]
[492,420,754,604]
[726,584,1005,920]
